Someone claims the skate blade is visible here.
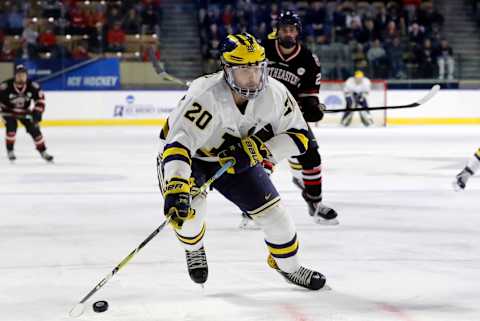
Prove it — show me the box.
[314,218,339,225]
[452,181,464,192]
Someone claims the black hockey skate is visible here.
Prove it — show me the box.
[302,191,339,225]
[185,247,208,284]
[40,151,54,163]
[7,150,16,162]
[267,255,326,290]
[453,167,473,191]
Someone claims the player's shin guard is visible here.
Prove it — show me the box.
[6,132,15,151]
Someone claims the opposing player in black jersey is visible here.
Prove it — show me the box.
[0,65,53,162]
[239,11,338,228]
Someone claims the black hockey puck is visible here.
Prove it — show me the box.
[93,300,109,313]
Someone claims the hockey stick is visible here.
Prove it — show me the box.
[69,160,234,318]
[148,45,187,86]
[324,84,440,113]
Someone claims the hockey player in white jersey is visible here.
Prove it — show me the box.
[157,33,327,290]
[341,70,374,127]
[453,148,480,190]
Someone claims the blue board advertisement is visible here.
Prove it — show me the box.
[15,58,121,90]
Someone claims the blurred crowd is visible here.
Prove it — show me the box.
[197,0,455,80]
[0,0,162,61]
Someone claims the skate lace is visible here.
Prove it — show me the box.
[186,248,207,270]
[287,267,314,287]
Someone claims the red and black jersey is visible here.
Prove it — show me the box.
[0,79,45,114]
[263,37,321,101]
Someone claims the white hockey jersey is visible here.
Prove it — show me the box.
[344,77,371,98]
[160,71,310,182]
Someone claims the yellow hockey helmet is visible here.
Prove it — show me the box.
[220,33,268,99]
[354,70,365,78]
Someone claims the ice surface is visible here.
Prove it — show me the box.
[1,126,479,321]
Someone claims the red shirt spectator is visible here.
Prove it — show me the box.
[403,0,421,6]
[107,24,126,46]
[72,44,90,60]
[39,30,57,47]
[69,7,86,28]
[143,47,160,62]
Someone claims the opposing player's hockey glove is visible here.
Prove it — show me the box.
[32,110,42,122]
[163,177,195,229]
[218,136,271,174]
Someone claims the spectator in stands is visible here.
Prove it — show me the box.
[21,20,39,58]
[107,21,126,52]
[435,39,454,80]
[386,36,407,79]
[88,20,105,53]
[72,41,90,60]
[68,4,88,35]
[305,1,329,43]
[383,21,400,46]
[357,18,381,44]
[352,43,368,72]
[367,39,387,78]
[222,4,235,27]
[418,3,444,33]
[38,26,59,57]
[402,0,421,21]
[0,28,4,52]
[413,38,436,78]
[41,0,62,19]
[6,5,24,35]
[106,6,122,29]
[408,22,425,45]
[123,8,142,34]
[0,38,15,61]
[141,4,161,36]
[142,44,160,62]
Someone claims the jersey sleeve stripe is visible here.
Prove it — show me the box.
[285,129,309,154]
[475,149,480,160]
[159,120,170,140]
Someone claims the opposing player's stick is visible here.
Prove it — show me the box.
[324,84,440,113]
[0,112,33,119]
[148,45,187,86]
[69,160,234,318]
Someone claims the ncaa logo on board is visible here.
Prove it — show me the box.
[324,95,343,109]
[126,95,135,104]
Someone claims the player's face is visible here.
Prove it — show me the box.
[231,64,264,90]
[14,72,27,86]
[277,25,299,48]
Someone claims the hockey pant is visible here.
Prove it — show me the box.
[288,125,323,200]
[2,116,46,152]
[163,159,301,274]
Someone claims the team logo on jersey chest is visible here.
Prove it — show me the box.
[297,67,305,76]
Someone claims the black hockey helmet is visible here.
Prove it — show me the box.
[277,10,302,34]
[14,64,28,75]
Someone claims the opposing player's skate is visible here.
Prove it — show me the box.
[302,191,339,225]
[238,212,261,230]
[268,255,327,290]
[185,247,208,284]
[40,151,54,162]
[7,150,16,162]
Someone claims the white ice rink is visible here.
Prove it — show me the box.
[1,126,479,321]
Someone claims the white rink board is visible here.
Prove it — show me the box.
[39,89,480,125]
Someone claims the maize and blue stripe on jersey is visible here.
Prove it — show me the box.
[162,142,192,166]
[175,223,206,246]
[265,233,299,259]
[285,128,309,154]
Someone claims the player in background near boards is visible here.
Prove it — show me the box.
[157,33,327,290]
[239,11,339,229]
[453,148,480,191]
[0,65,53,162]
[341,70,374,127]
